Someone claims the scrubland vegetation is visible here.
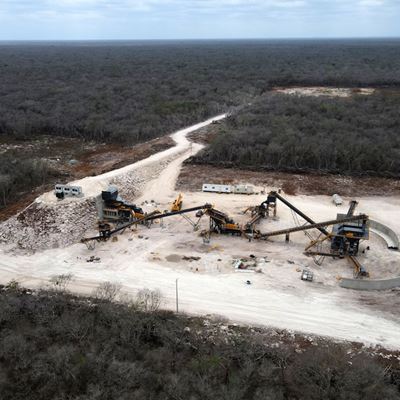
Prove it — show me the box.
[1,40,400,145]
[1,39,400,207]
[0,154,55,206]
[192,91,400,177]
[1,41,400,399]
[0,284,399,400]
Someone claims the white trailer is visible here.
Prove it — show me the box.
[202,184,232,193]
[54,184,83,199]
[233,185,254,195]
[55,185,64,194]
[332,194,343,206]
[70,186,83,196]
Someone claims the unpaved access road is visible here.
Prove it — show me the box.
[1,114,400,350]
[39,114,226,204]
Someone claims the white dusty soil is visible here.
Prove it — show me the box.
[1,114,400,350]
[0,115,225,250]
[275,87,375,97]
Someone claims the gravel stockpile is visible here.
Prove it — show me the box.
[0,199,98,251]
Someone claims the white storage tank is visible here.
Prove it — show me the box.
[202,184,232,193]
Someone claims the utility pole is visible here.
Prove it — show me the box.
[175,278,179,313]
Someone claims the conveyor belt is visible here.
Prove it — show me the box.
[259,214,368,239]
[271,191,330,236]
[82,203,213,242]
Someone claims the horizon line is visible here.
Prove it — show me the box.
[1,36,400,42]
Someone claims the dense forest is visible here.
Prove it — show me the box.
[1,283,399,400]
[1,40,400,145]
[0,152,56,206]
[1,40,400,210]
[191,91,400,177]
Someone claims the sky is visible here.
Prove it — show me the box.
[0,0,399,40]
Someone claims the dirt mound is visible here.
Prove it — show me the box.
[0,199,98,251]
[109,160,169,202]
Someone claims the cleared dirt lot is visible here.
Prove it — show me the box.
[273,87,375,97]
[177,164,400,197]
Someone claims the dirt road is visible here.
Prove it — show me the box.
[39,114,226,204]
[0,232,399,349]
[1,113,400,350]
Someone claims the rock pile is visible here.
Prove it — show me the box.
[0,198,97,251]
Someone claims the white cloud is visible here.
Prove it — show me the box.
[0,0,399,39]
[358,0,385,5]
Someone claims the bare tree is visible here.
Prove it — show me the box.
[5,279,20,291]
[93,281,122,302]
[49,273,74,292]
[0,174,11,206]
[136,289,162,312]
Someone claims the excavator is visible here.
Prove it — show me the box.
[171,193,183,212]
